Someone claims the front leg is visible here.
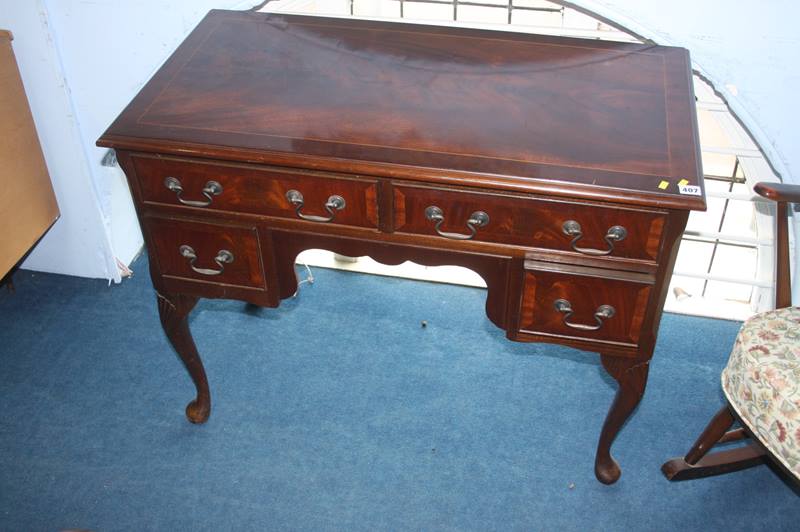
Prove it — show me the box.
[594,355,650,484]
[156,291,210,424]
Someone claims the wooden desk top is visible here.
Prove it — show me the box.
[99,9,704,210]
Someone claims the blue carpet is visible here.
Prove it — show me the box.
[0,256,797,531]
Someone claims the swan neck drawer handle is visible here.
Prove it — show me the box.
[553,299,615,331]
[562,220,627,256]
[179,245,234,276]
[425,206,489,240]
[286,189,346,223]
[164,177,223,207]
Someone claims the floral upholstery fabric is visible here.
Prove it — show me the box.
[722,306,800,480]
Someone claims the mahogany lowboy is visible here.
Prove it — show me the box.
[99,10,705,484]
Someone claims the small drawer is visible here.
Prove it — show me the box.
[517,260,654,348]
[147,217,266,290]
[133,155,379,228]
[393,183,666,261]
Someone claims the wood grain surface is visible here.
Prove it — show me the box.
[99,10,704,210]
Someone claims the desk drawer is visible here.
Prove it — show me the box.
[147,217,266,290]
[133,155,379,228]
[517,261,653,348]
[393,184,665,261]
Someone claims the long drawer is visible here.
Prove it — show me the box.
[516,260,654,350]
[393,183,666,261]
[132,155,379,229]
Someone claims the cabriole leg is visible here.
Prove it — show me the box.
[594,355,650,484]
[156,291,210,424]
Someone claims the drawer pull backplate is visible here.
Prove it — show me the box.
[425,206,489,241]
[164,177,222,207]
[179,245,234,276]
[554,298,615,331]
[562,220,627,256]
[286,189,346,223]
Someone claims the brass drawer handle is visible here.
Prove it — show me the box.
[164,177,223,207]
[179,245,234,276]
[554,299,615,331]
[286,189,346,223]
[425,206,489,241]
[562,221,627,256]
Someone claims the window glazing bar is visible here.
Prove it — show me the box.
[682,230,770,246]
[672,271,771,288]
[392,0,562,14]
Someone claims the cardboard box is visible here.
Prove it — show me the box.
[0,29,59,278]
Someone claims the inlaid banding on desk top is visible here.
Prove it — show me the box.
[103,10,703,200]
[140,17,673,171]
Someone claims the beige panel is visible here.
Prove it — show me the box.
[0,29,59,278]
